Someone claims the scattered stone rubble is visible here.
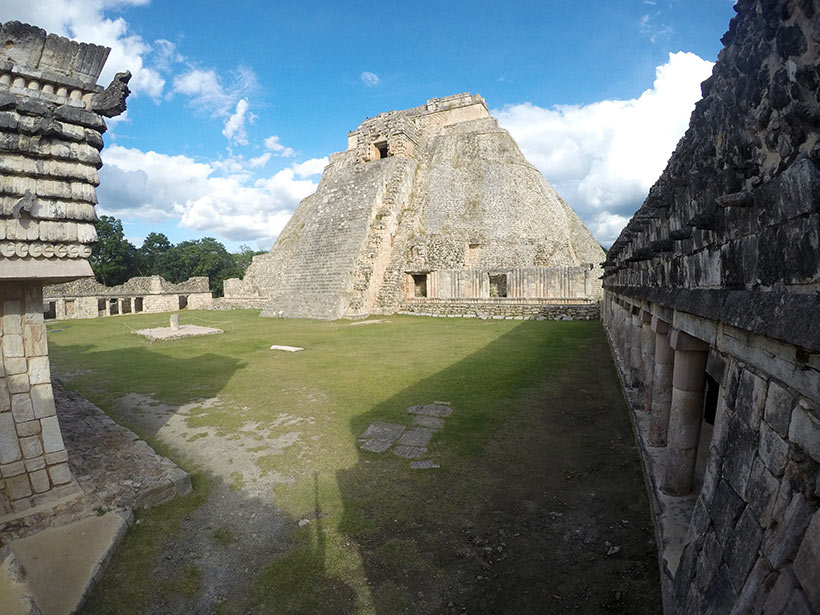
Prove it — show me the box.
[358,401,453,466]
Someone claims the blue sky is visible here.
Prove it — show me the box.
[3,0,737,251]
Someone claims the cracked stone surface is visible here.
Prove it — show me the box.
[360,439,394,453]
[359,421,404,442]
[410,460,440,470]
[392,446,427,459]
[398,428,433,448]
[413,415,444,430]
[407,403,452,418]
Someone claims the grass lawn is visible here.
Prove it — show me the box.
[47,310,660,614]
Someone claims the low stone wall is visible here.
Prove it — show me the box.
[43,275,213,319]
[399,299,599,320]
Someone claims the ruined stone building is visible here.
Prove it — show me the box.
[224,93,605,320]
[0,21,128,516]
[43,275,213,320]
[602,1,820,613]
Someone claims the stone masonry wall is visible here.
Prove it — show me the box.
[1,281,76,517]
[602,2,820,613]
[400,300,599,320]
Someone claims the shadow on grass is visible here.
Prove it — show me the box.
[333,320,662,615]
[82,470,357,615]
[54,346,244,440]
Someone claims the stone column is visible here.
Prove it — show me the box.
[621,303,632,375]
[640,310,655,412]
[662,329,709,496]
[630,307,643,388]
[0,282,77,516]
[649,317,674,446]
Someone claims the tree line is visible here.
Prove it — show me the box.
[89,215,264,296]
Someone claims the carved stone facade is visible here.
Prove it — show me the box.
[226,93,605,319]
[43,275,213,319]
[602,2,820,613]
[0,21,128,517]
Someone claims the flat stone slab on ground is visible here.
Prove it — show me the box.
[360,439,394,453]
[359,421,404,442]
[270,345,304,352]
[398,427,434,447]
[10,512,127,615]
[349,320,390,326]
[392,445,427,459]
[134,325,223,341]
[413,415,445,430]
[407,403,452,418]
[410,460,440,470]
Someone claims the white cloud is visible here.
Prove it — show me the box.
[222,98,249,145]
[172,65,257,116]
[292,157,328,178]
[97,145,320,247]
[150,38,183,73]
[248,152,272,168]
[264,135,296,158]
[1,0,164,98]
[639,12,673,43]
[360,71,380,87]
[495,51,713,246]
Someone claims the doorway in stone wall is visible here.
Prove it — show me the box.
[411,274,427,298]
[693,373,719,492]
[373,141,388,159]
[489,273,507,298]
[178,295,188,309]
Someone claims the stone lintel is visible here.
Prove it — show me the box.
[0,258,93,281]
[669,329,710,353]
[652,316,671,334]
[673,310,718,347]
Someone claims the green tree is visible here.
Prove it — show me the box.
[90,215,138,286]
[232,244,265,275]
[138,232,172,275]
[162,237,240,296]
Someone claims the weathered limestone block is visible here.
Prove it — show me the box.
[793,510,820,611]
[762,493,814,569]
[788,400,820,464]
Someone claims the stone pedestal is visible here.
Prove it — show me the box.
[649,317,674,446]
[662,329,710,496]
